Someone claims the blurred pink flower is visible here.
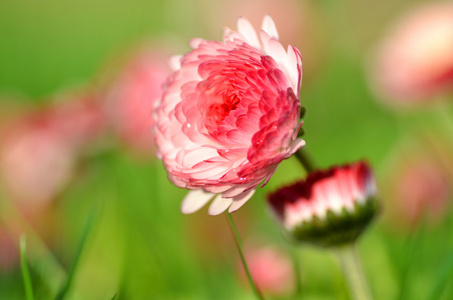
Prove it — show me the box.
[0,92,106,213]
[370,2,453,104]
[239,245,294,296]
[268,162,378,246]
[384,149,451,229]
[154,16,304,215]
[0,112,76,213]
[50,92,107,150]
[105,48,171,155]
[397,160,450,225]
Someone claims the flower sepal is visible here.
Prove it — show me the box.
[288,195,379,247]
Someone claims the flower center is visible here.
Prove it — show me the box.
[207,93,240,130]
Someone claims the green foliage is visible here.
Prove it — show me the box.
[0,0,452,299]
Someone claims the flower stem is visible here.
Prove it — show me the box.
[20,235,34,300]
[291,249,303,298]
[226,212,264,300]
[294,148,316,173]
[335,244,373,300]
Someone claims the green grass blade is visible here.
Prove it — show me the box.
[427,250,453,300]
[1,194,66,294]
[398,225,426,300]
[20,235,34,300]
[55,206,99,300]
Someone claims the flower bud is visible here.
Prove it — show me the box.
[268,161,379,247]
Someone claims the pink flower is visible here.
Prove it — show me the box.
[0,112,76,213]
[268,162,378,246]
[105,48,171,155]
[396,159,450,226]
[370,2,453,104]
[0,92,105,214]
[383,145,452,229]
[50,92,106,149]
[239,244,294,295]
[154,16,304,215]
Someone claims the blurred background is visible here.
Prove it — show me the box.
[0,0,452,299]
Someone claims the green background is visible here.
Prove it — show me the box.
[0,0,452,299]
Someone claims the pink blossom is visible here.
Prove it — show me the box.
[0,92,105,213]
[0,112,76,213]
[50,92,106,149]
[239,245,294,295]
[105,48,171,155]
[384,148,451,229]
[396,159,450,226]
[268,162,376,233]
[370,2,453,104]
[154,16,304,215]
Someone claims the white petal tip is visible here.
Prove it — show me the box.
[262,15,279,40]
[169,55,182,71]
[227,189,256,213]
[290,139,306,154]
[208,195,233,216]
[189,38,203,49]
[236,17,261,49]
[181,189,214,214]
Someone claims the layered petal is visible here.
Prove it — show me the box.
[154,16,304,214]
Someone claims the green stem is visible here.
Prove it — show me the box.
[226,212,264,300]
[335,244,373,300]
[20,235,35,300]
[291,249,303,298]
[294,148,316,173]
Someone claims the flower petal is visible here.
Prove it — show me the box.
[169,55,182,71]
[181,189,214,214]
[228,188,256,213]
[237,17,261,50]
[155,16,305,215]
[261,15,279,40]
[208,194,233,215]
